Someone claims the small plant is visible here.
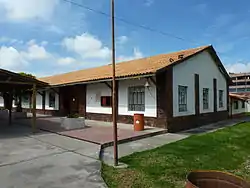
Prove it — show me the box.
[67,113,80,118]
[19,72,36,79]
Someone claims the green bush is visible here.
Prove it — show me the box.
[19,72,36,79]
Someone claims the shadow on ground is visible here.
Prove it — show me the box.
[0,119,106,188]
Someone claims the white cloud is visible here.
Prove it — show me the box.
[62,33,111,59]
[22,44,51,60]
[27,39,36,46]
[117,36,128,45]
[226,62,250,73]
[0,37,23,44]
[46,25,64,34]
[41,41,48,46]
[0,46,27,69]
[0,42,51,70]
[57,57,76,66]
[117,48,143,62]
[144,0,154,7]
[0,0,59,21]
[0,40,78,74]
[0,37,10,43]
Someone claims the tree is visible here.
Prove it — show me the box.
[19,72,36,79]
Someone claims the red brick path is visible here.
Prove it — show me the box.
[17,117,166,145]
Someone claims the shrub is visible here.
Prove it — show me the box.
[19,72,36,79]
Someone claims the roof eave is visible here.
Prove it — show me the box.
[46,73,156,88]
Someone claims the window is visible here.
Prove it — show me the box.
[22,94,30,105]
[234,101,238,109]
[229,88,236,93]
[238,88,247,92]
[178,85,187,112]
[49,92,55,108]
[203,88,209,110]
[242,101,245,108]
[128,86,145,111]
[101,96,112,107]
[13,95,18,106]
[219,90,224,108]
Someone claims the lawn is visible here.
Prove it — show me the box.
[102,122,250,188]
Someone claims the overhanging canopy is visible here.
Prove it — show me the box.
[0,69,48,91]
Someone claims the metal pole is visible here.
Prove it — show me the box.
[32,84,37,133]
[111,0,118,166]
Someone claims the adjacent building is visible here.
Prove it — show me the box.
[229,72,250,93]
[229,93,247,117]
[0,45,231,132]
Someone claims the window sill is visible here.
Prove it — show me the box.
[128,110,145,113]
[175,111,194,117]
[201,109,213,114]
[202,108,210,111]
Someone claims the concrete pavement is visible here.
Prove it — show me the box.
[0,124,106,188]
[101,133,188,165]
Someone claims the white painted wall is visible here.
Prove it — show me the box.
[246,100,250,112]
[36,94,43,109]
[0,90,59,111]
[0,96,17,108]
[86,78,157,117]
[119,78,157,117]
[21,94,30,109]
[0,97,3,107]
[45,89,59,110]
[86,82,112,114]
[173,51,227,117]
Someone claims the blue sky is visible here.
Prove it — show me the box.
[0,0,249,77]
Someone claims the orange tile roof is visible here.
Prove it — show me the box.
[39,45,211,86]
[229,93,246,101]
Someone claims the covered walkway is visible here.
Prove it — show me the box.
[0,69,48,132]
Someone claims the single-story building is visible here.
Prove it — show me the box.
[229,92,250,113]
[0,45,231,132]
[229,93,247,117]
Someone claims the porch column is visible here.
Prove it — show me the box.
[59,87,66,116]
[18,93,22,110]
[42,91,46,114]
[8,91,13,125]
[156,68,173,129]
[78,85,86,117]
[32,84,37,133]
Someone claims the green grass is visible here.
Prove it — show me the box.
[102,122,250,188]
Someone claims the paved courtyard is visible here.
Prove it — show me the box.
[0,122,106,188]
[17,116,166,146]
